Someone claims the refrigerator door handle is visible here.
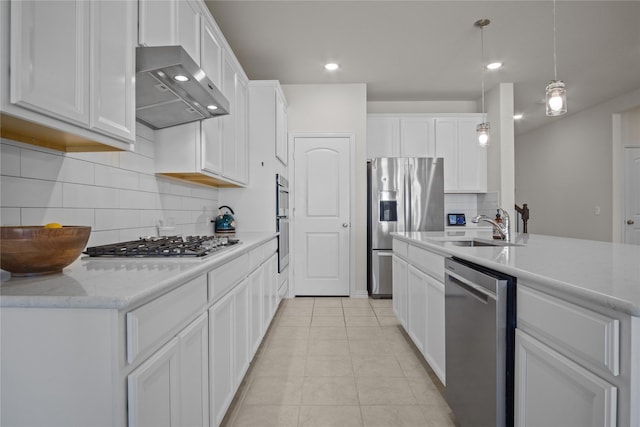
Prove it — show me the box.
[404,159,411,230]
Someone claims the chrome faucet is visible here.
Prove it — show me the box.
[472,208,511,241]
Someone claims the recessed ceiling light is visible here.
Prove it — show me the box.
[174,75,189,82]
[324,63,339,71]
[486,62,503,70]
[513,114,523,120]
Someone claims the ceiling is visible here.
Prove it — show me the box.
[205,1,640,135]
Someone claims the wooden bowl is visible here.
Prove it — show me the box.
[1,226,91,276]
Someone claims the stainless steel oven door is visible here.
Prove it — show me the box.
[276,174,289,218]
[277,218,289,273]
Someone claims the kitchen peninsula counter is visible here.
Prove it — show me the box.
[392,230,640,316]
[393,230,640,426]
[0,232,277,310]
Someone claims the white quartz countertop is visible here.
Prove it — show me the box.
[392,230,640,317]
[0,233,277,310]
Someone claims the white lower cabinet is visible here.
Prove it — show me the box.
[234,278,251,387]
[515,329,617,427]
[178,313,210,427]
[0,238,279,427]
[263,254,278,329]
[407,265,428,353]
[210,290,235,426]
[128,336,180,427]
[514,283,630,426]
[128,312,209,427]
[249,267,264,354]
[393,239,446,384]
[424,273,446,382]
[392,254,407,328]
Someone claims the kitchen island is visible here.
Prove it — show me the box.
[392,230,640,427]
[1,232,279,427]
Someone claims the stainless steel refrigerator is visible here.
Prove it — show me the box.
[367,157,444,297]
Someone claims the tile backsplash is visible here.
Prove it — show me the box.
[443,192,499,227]
[0,125,219,247]
[477,192,500,218]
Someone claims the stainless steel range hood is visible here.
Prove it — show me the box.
[136,46,230,130]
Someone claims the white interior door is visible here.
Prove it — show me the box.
[293,135,351,296]
[623,147,640,245]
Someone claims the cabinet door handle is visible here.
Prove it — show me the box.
[342,223,349,228]
[627,220,635,225]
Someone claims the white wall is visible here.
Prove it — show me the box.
[0,125,219,247]
[368,100,477,114]
[515,88,640,241]
[282,83,367,296]
[486,83,516,223]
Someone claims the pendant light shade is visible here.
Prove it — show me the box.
[545,80,567,116]
[476,122,490,147]
[475,19,490,146]
[546,0,567,116]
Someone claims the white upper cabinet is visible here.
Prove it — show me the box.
[3,0,135,150]
[138,0,176,46]
[275,90,288,165]
[400,117,435,157]
[234,74,248,183]
[138,0,200,61]
[146,0,249,187]
[10,1,90,125]
[201,18,223,88]
[367,116,400,158]
[176,0,201,64]
[220,80,288,233]
[90,0,136,141]
[434,118,459,190]
[220,51,248,184]
[367,116,434,158]
[200,19,224,175]
[367,114,486,193]
[435,117,487,193]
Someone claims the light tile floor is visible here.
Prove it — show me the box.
[221,297,457,427]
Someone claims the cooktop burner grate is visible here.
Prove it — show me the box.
[84,236,240,258]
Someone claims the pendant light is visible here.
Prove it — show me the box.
[475,19,490,147]
[545,0,567,116]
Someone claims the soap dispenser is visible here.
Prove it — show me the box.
[492,209,503,240]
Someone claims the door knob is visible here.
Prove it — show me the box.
[342,223,349,228]
[627,219,635,225]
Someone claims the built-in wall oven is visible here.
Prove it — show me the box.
[276,174,289,273]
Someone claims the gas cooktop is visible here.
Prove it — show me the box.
[84,236,240,258]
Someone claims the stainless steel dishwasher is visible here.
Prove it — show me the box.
[444,257,516,427]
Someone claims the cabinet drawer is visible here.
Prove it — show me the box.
[249,246,265,271]
[392,239,408,259]
[249,240,278,270]
[518,286,619,376]
[127,275,207,364]
[264,239,277,257]
[208,253,249,303]
[408,244,444,281]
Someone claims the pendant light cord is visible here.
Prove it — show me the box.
[553,0,558,80]
[480,23,486,119]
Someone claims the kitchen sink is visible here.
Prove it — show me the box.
[444,239,522,247]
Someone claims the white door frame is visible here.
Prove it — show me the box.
[288,132,356,297]
[613,111,640,243]
[621,146,640,244]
